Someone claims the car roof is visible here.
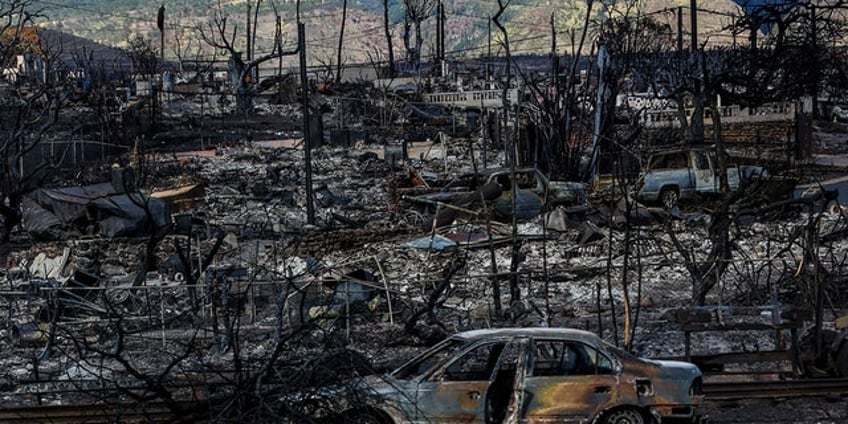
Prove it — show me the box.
[452,327,601,344]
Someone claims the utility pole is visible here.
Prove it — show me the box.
[435,0,445,76]
[157,4,165,66]
[487,17,492,86]
[337,0,347,84]
[551,12,559,170]
[551,13,557,80]
[278,15,283,102]
[811,5,820,119]
[299,23,315,225]
[251,1,261,83]
[690,0,697,52]
[156,4,165,130]
[440,0,445,67]
[690,0,703,145]
[436,0,442,61]
[246,2,252,68]
[677,6,683,54]
[588,43,608,184]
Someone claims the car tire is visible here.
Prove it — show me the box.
[659,187,679,209]
[601,408,647,424]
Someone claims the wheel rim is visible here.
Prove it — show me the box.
[661,190,678,209]
[605,408,645,424]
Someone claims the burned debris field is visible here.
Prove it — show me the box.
[5,0,848,423]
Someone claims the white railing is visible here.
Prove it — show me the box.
[423,89,519,108]
[640,102,795,128]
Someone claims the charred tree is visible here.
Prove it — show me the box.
[0,2,71,243]
[403,0,436,71]
[336,0,347,84]
[169,18,218,84]
[383,0,396,78]
[404,256,464,337]
[199,1,298,116]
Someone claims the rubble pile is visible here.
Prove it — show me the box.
[3,108,848,416]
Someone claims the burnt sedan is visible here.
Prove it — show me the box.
[291,327,706,424]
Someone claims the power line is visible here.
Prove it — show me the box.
[34,0,175,28]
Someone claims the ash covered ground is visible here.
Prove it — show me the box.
[2,95,848,422]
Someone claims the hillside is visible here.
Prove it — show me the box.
[37,0,742,66]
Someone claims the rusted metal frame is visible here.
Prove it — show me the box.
[54,289,109,315]
[306,259,404,295]
[400,194,484,217]
[310,264,392,303]
[684,350,801,367]
[675,305,810,370]
[674,306,811,328]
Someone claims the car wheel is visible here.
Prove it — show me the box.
[659,188,679,209]
[602,408,646,424]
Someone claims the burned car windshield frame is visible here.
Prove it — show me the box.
[390,338,467,380]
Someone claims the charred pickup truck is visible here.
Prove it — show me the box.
[634,147,766,208]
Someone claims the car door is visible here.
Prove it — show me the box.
[520,339,619,424]
[694,150,718,194]
[415,340,507,423]
[485,338,530,424]
[499,337,532,424]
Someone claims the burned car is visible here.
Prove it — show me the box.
[401,168,587,229]
[288,327,706,423]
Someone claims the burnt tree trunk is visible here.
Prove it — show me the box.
[693,101,730,304]
[383,0,395,77]
[336,0,347,84]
